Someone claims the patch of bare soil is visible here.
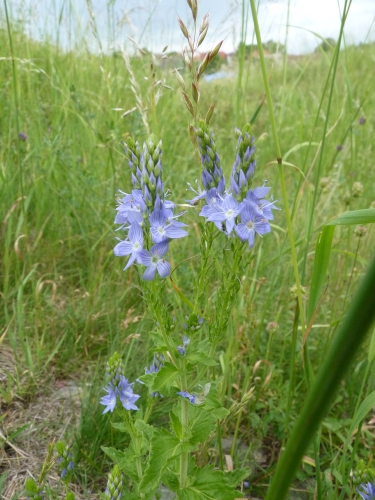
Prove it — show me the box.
[0,344,94,500]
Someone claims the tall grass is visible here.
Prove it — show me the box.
[1,1,375,497]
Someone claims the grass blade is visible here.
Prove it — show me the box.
[265,251,375,500]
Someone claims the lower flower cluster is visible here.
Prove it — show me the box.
[100,375,140,413]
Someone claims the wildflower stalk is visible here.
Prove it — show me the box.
[179,367,189,489]
[210,239,246,342]
[248,0,306,340]
[193,222,216,313]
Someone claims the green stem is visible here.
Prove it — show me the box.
[180,369,189,489]
[217,421,224,470]
[193,223,215,314]
[3,0,25,214]
[248,0,306,337]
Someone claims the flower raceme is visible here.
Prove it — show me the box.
[114,137,187,280]
[100,353,140,413]
[189,122,278,248]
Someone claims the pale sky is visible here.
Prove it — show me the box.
[5,0,375,55]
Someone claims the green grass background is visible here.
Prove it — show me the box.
[1,3,375,497]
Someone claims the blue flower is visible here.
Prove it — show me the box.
[177,391,196,404]
[202,194,242,234]
[177,336,190,356]
[100,375,139,413]
[138,241,171,280]
[357,482,375,500]
[149,210,188,243]
[100,385,117,414]
[113,222,144,269]
[119,388,140,411]
[235,201,271,248]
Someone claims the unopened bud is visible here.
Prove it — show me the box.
[343,192,351,204]
[319,177,330,189]
[266,322,279,333]
[352,181,364,198]
[355,225,367,237]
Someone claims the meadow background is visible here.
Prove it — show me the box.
[1,0,375,498]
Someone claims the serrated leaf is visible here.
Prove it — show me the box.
[203,391,229,420]
[101,447,139,482]
[162,467,180,492]
[224,467,251,488]
[186,352,218,367]
[170,409,183,440]
[177,465,244,499]
[148,330,167,347]
[137,372,156,388]
[139,428,194,494]
[111,422,128,433]
[188,406,215,446]
[152,362,179,392]
[134,420,154,444]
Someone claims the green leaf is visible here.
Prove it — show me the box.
[307,226,334,323]
[325,208,375,226]
[137,372,156,388]
[177,465,244,499]
[186,353,218,366]
[152,362,180,392]
[347,391,375,441]
[0,472,6,497]
[148,331,168,348]
[101,447,139,482]
[134,420,154,445]
[188,406,215,446]
[203,394,229,420]
[111,422,128,433]
[223,468,251,488]
[139,428,194,494]
[170,410,183,440]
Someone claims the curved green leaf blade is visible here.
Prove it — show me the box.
[265,252,375,500]
[325,208,375,226]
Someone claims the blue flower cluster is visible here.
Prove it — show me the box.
[55,442,74,481]
[177,390,196,404]
[114,137,188,280]
[100,353,140,413]
[189,121,278,248]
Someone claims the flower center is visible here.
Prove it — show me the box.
[246,221,254,229]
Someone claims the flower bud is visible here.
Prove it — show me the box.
[104,465,123,500]
[352,181,364,198]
